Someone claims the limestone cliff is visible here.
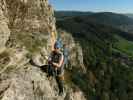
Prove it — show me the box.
[0,0,10,51]
[0,0,86,100]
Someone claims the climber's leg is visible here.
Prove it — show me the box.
[56,76,64,96]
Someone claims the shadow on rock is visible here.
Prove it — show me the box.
[29,59,48,73]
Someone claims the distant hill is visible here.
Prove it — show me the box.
[87,12,133,33]
[88,12,133,26]
[56,11,133,34]
[126,14,133,19]
[56,11,133,58]
[56,12,133,41]
[55,11,93,19]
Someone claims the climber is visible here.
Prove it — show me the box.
[48,41,65,96]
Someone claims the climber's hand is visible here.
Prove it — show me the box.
[52,62,58,68]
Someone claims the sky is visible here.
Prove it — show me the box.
[49,0,133,13]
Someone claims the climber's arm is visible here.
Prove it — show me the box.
[47,51,53,64]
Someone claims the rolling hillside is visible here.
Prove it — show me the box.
[56,11,133,34]
[56,11,133,100]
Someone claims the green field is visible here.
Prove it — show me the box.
[115,35,133,57]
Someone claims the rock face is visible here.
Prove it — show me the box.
[5,0,56,33]
[0,0,86,100]
[0,65,86,100]
[4,0,57,51]
[0,66,55,100]
[0,1,10,51]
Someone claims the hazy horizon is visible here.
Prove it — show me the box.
[55,10,133,14]
[49,0,133,14]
